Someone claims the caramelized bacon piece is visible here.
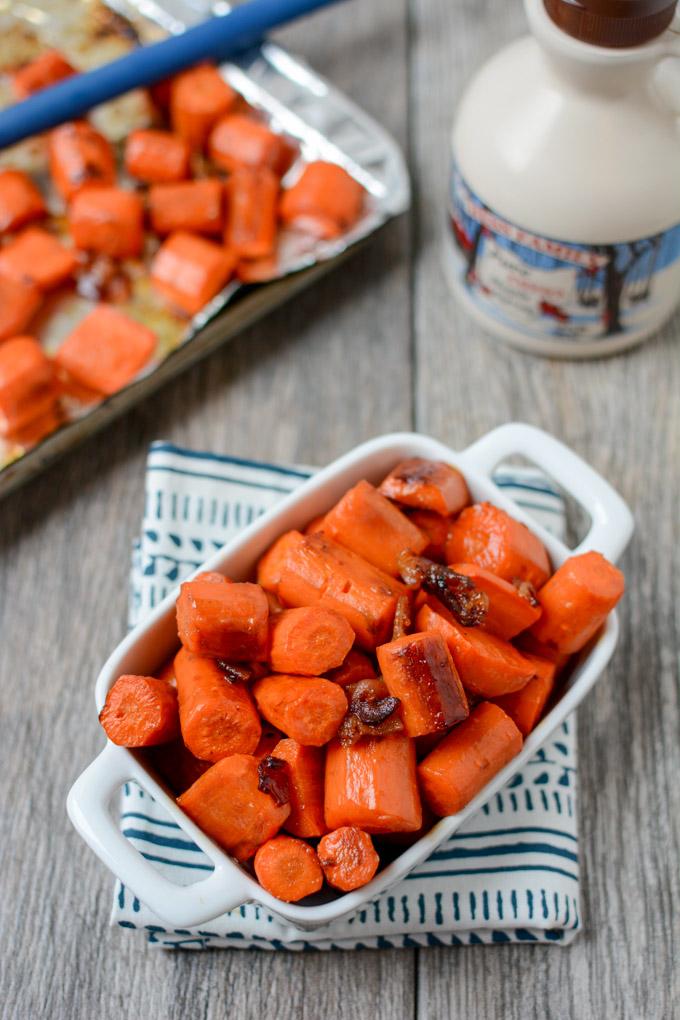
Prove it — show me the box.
[398,551,488,627]
[337,678,403,747]
[257,754,290,807]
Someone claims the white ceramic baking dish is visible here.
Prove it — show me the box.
[67,423,633,931]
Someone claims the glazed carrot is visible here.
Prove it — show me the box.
[174,647,261,761]
[253,723,284,761]
[170,63,237,151]
[0,170,45,233]
[151,231,235,316]
[254,834,324,902]
[323,480,427,577]
[5,404,62,446]
[445,502,551,589]
[450,562,542,640]
[99,674,180,747]
[257,530,408,650]
[493,654,556,736]
[176,577,268,659]
[54,305,156,395]
[145,738,211,795]
[209,113,292,175]
[0,227,78,291]
[225,168,279,259]
[0,274,41,343]
[12,49,74,99]
[416,601,535,698]
[380,458,470,516]
[49,121,116,201]
[377,630,468,737]
[325,732,421,833]
[148,179,224,236]
[194,570,230,585]
[530,551,625,654]
[235,255,278,284]
[317,827,379,892]
[253,674,347,747]
[124,128,190,184]
[515,631,571,674]
[69,186,144,259]
[418,701,523,816]
[325,648,377,687]
[304,513,327,536]
[279,161,364,239]
[268,606,354,676]
[178,753,290,860]
[0,336,55,437]
[272,738,326,838]
[407,510,450,561]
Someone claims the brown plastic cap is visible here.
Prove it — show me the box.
[544,0,677,46]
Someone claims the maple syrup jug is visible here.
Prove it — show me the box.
[446,0,680,357]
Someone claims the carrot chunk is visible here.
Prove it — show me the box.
[257,530,408,651]
[178,754,290,860]
[145,738,211,795]
[253,723,285,761]
[0,336,55,436]
[254,834,324,902]
[174,647,261,761]
[0,170,45,233]
[377,630,469,737]
[69,186,144,259]
[515,631,571,674]
[176,578,268,660]
[380,458,470,516]
[407,510,450,561]
[170,64,237,151]
[224,167,279,260]
[99,674,180,747]
[279,161,364,238]
[272,738,326,838]
[12,49,74,99]
[253,674,347,747]
[445,502,551,589]
[49,121,116,201]
[124,128,190,184]
[326,648,377,687]
[325,732,422,833]
[492,654,556,736]
[0,227,78,291]
[148,179,224,236]
[416,601,535,698]
[150,230,235,316]
[54,305,156,395]
[0,274,42,342]
[450,562,542,640]
[317,827,379,892]
[323,480,427,577]
[209,114,292,175]
[268,606,354,677]
[418,702,523,816]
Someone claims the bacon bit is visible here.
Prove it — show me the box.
[397,551,488,627]
[338,679,403,746]
[257,755,290,806]
[392,595,411,640]
[513,578,539,607]
[216,660,252,684]
[353,695,401,726]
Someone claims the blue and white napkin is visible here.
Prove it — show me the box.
[112,441,580,949]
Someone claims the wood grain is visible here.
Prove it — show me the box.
[1,1,678,1018]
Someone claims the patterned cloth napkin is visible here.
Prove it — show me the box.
[112,441,580,950]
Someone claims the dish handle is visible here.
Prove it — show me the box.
[67,743,249,928]
[460,422,634,563]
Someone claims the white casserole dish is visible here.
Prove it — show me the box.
[67,423,633,931]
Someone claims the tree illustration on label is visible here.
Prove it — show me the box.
[594,236,662,335]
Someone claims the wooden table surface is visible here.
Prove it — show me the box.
[2,2,679,1018]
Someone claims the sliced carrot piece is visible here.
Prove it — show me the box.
[445,502,551,589]
[69,186,144,259]
[317,827,379,892]
[225,167,279,259]
[150,230,235,316]
[407,509,450,561]
[49,121,116,201]
[99,674,179,747]
[380,458,470,516]
[253,723,284,761]
[144,738,211,795]
[0,170,45,233]
[515,631,571,674]
[279,161,364,238]
[12,49,74,99]
[254,834,324,902]
[0,273,41,342]
[0,335,55,437]
[124,128,190,184]
[268,606,354,677]
[493,654,556,736]
[170,63,237,151]
[253,674,347,747]
[273,738,327,838]
[176,577,268,660]
[235,255,278,283]
[148,179,224,236]
[451,562,542,640]
[325,648,377,688]
[54,305,155,395]
[0,227,78,291]
[209,113,292,175]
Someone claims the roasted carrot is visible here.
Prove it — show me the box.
[145,738,211,795]
[253,723,284,761]
[49,121,116,201]
[178,753,290,860]
[0,273,42,343]
[124,128,190,184]
[209,113,292,175]
[150,230,235,316]
[0,170,45,233]
[450,562,542,640]
[253,674,347,747]
[304,513,327,536]
[257,530,408,650]
[445,502,551,589]
[69,186,144,259]
[54,305,156,395]
[224,167,279,259]
[99,674,180,747]
[279,161,364,238]
[322,480,427,577]
[325,648,377,687]
[407,510,450,561]
[272,738,326,838]
[515,631,571,674]
[418,701,523,816]
[148,179,224,236]
[194,570,230,585]
[176,577,268,660]
[416,601,535,698]
[530,551,625,654]
[12,49,74,99]
[377,630,468,737]
[0,227,78,291]
[254,834,324,901]
[0,336,55,437]
[317,827,379,892]
[268,606,354,676]
[493,654,556,736]
[170,63,237,151]
[174,647,261,761]
[380,458,470,516]
[235,255,278,284]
